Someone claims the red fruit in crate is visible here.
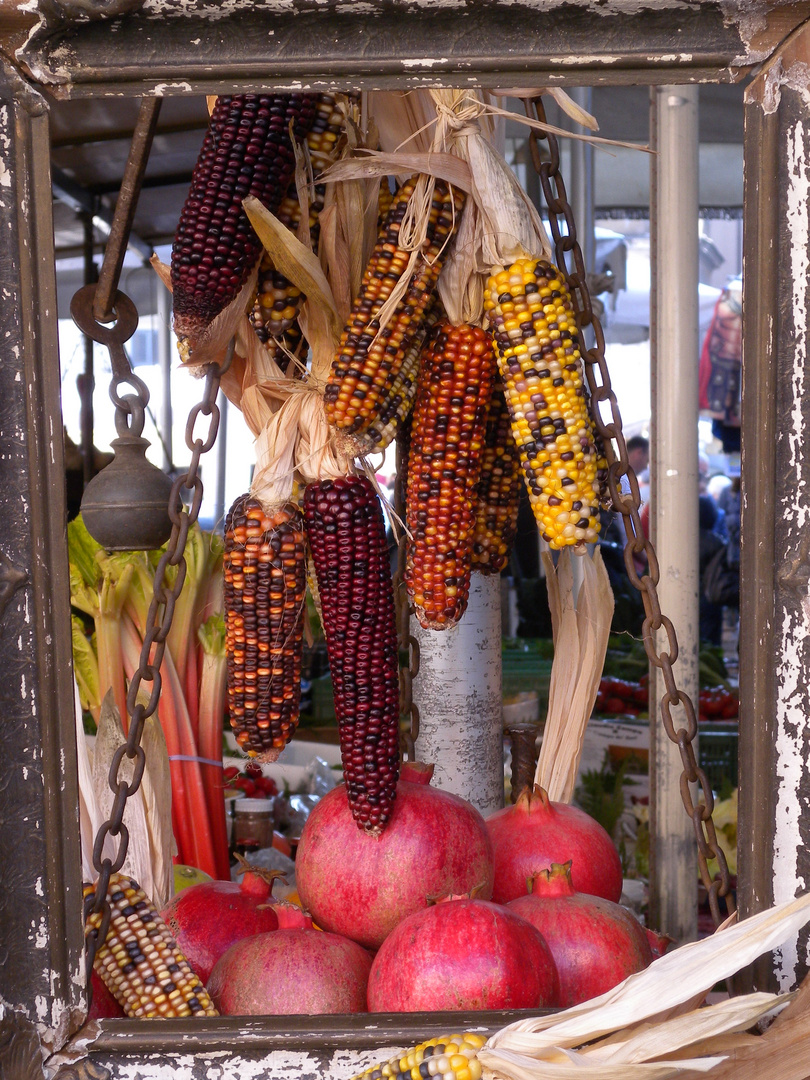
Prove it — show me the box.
[367,892,558,1012]
[486,785,623,904]
[645,928,675,959]
[88,969,125,1020]
[162,860,282,983]
[208,916,371,1015]
[223,765,240,781]
[295,761,494,950]
[507,862,653,1007]
[235,778,256,796]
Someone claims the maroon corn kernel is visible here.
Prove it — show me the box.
[224,495,307,759]
[303,475,400,833]
[171,93,317,337]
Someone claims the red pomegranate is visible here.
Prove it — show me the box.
[161,860,281,983]
[367,892,559,1012]
[486,786,623,904]
[295,762,494,950]
[645,928,674,959]
[208,916,371,1015]
[507,862,653,1007]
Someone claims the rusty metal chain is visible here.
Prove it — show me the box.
[393,424,420,760]
[82,311,233,987]
[524,98,734,927]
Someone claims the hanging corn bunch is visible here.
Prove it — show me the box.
[242,173,402,834]
[471,385,523,575]
[170,92,317,357]
[405,319,497,629]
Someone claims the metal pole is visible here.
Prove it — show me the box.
[649,85,700,943]
[156,277,173,473]
[569,86,595,275]
[79,212,96,486]
[411,574,504,817]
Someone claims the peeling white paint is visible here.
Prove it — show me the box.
[153,82,193,95]
[400,57,450,69]
[772,118,810,992]
[762,58,810,116]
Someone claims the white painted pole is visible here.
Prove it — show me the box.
[411,573,504,817]
[649,85,700,942]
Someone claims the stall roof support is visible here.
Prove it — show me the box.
[649,83,701,944]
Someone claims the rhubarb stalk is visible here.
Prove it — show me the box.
[198,614,230,879]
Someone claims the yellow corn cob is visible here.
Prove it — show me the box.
[324,176,465,437]
[351,1033,486,1080]
[484,257,603,550]
[354,300,440,455]
[471,386,523,574]
[84,873,218,1019]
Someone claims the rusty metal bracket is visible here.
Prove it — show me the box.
[92,96,161,323]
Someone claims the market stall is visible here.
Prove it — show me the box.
[2,3,810,1078]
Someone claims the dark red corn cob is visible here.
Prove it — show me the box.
[303,476,400,833]
[223,495,307,759]
[171,93,317,339]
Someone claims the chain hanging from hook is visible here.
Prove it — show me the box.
[69,97,233,1000]
[523,96,733,928]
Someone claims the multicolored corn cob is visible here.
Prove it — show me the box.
[250,264,305,342]
[224,496,307,759]
[249,94,347,343]
[484,257,603,550]
[405,320,496,629]
[171,93,317,339]
[354,301,440,455]
[84,873,218,1019]
[304,475,400,833]
[351,1033,486,1080]
[324,176,465,437]
[377,177,394,225]
[471,386,523,575]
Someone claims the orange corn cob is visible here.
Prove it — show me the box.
[406,321,497,629]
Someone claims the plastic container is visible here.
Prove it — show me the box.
[233,798,276,851]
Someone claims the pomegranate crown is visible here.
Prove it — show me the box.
[515,785,553,813]
[528,861,576,897]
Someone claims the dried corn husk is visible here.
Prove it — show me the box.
[535,548,614,802]
[478,889,810,1080]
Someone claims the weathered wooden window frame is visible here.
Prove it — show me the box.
[2,2,810,1075]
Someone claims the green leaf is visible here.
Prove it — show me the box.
[72,614,100,714]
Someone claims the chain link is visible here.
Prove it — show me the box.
[524,98,734,927]
[83,314,233,987]
[393,424,420,759]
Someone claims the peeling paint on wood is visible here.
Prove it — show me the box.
[771,115,810,992]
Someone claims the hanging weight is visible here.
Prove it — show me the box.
[71,284,177,550]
